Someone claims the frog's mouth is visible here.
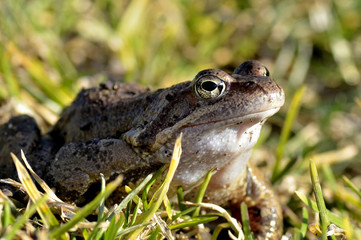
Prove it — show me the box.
[184,107,281,130]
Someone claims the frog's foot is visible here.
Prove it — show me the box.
[245,199,281,240]
[231,165,282,240]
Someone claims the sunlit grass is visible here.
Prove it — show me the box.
[1,0,360,105]
[1,0,361,239]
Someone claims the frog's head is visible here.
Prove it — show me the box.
[128,61,284,187]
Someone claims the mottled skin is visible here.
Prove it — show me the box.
[0,61,284,239]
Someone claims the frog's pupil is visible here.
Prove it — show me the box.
[202,81,218,91]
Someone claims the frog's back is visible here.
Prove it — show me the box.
[50,82,152,144]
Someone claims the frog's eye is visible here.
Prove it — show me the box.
[263,67,270,77]
[234,60,270,77]
[194,77,226,99]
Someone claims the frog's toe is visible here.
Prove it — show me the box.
[247,203,282,240]
[230,165,283,239]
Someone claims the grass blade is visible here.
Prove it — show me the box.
[184,201,243,238]
[295,191,344,228]
[169,216,219,230]
[20,150,63,202]
[212,223,231,240]
[127,133,182,239]
[176,186,186,211]
[343,176,361,200]
[309,159,337,240]
[4,195,48,240]
[0,195,13,228]
[130,195,141,226]
[142,166,166,210]
[241,202,255,240]
[163,195,173,219]
[272,86,305,183]
[192,169,213,217]
[300,207,308,238]
[49,175,123,238]
[6,43,73,106]
[116,222,150,237]
[11,153,60,230]
[109,172,153,219]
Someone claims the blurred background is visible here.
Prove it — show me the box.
[0,0,361,237]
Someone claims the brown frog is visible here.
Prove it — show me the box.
[0,61,285,239]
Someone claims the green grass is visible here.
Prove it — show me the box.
[1,0,361,239]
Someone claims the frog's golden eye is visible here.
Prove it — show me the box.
[194,77,226,99]
[263,67,270,77]
[234,60,270,77]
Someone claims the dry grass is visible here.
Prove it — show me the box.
[1,0,361,239]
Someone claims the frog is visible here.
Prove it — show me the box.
[0,60,285,239]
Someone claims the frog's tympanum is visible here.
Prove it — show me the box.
[0,61,285,239]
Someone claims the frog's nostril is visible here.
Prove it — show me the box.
[243,81,256,88]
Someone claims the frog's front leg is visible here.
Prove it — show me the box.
[231,163,282,240]
[45,138,147,202]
